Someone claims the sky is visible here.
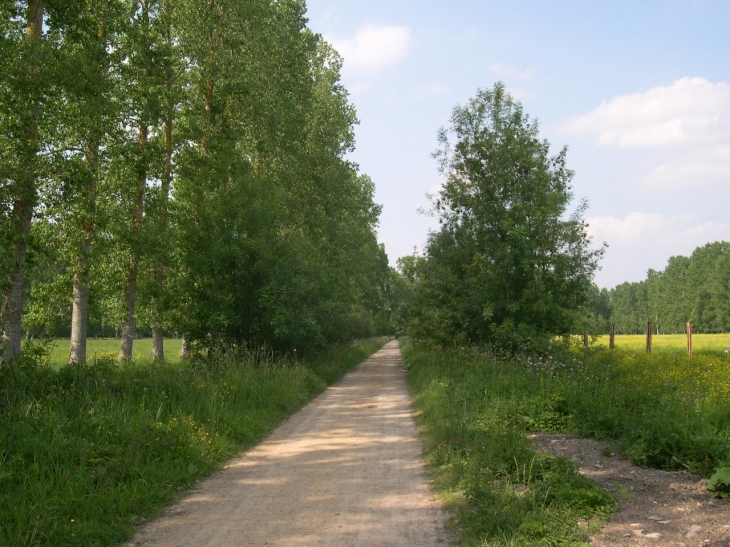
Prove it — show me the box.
[303,0,730,289]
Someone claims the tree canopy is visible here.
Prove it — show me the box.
[609,241,730,334]
[2,0,393,363]
[409,83,603,350]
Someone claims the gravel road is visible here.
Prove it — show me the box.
[127,340,452,547]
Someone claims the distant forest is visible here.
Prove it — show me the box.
[604,241,730,334]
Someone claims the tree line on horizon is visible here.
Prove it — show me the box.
[1,0,394,364]
[606,241,730,335]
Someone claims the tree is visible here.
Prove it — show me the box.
[413,83,603,350]
[0,0,46,363]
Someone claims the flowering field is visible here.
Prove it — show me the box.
[595,333,730,354]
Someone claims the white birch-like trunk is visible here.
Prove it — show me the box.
[69,266,90,364]
[152,325,164,360]
[179,335,191,359]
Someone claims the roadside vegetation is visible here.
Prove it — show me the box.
[405,338,730,546]
[0,337,388,547]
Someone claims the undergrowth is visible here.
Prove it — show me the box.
[403,338,730,546]
[0,337,388,547]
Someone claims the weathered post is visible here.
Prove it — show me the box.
[646,322,652,354]
[609,324,615,350]
[583,329,589,349]
[687,321,693,359]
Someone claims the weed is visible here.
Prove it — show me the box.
[0,337,388,547]
[404,336,730,546]
[707,468,730,498]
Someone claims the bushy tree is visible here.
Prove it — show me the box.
[412,83,603,350]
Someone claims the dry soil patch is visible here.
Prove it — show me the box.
[532,434,730,547]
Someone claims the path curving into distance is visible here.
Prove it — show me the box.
[127,340,452,547]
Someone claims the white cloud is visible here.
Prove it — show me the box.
[506,87,536,102]
[642,145,730,189]
[328,25,412,76]
[586,212,730,287]
[488,62,537,80]
[564,77,730,148]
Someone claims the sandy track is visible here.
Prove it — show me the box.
[127,341,451,547]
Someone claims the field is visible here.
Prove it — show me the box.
[28,338,185,367]
[594,332,730,353]
[404,337,730,546]
[0,337,389,547]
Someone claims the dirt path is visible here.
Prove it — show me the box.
[533,434,730,547]
[127,341,451,547]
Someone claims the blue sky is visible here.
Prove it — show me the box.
[304,0,730,288]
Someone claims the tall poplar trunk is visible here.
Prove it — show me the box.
[152,5,175,360]
[69,14,107,364]
[119,124,147,361]
[1,0,44,365]
[152,105,172,361]
[69,145,98,364]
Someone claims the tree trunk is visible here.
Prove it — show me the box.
[152,324,164,360]
[1,206,33,363]
[69,256,90,364]
[69,144,99,364]
[152,29,175,360]
[179,335,191,359]
[70,14,107,365]
[119,124,147,361]
[0,0,44,365]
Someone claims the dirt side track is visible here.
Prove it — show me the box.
[126,341,452,547]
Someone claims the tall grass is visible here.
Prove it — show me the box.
[405,341,615,547]
[404,338,730,546]
[0,337,388,547]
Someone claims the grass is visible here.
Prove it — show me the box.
[403,337,730,546]
[26,338,184,367]
[0,337,389,547]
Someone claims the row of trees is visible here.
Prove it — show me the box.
[609,242,730,334]
[402,84,603,351]
[1,0,392,364]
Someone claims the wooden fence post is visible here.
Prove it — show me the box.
[646,322,652,354]
[687,321,692,359]
[583,329,589,349]
[609,324,615,350]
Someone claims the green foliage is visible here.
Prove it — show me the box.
[610,241,730,334]
[707,468,730,498]
[0,337,387,546]
[13,0,388,360]
[410,83,602,351]
[404,340,615,546]
[405,339,730,545]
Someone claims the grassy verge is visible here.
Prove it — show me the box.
[403,338,730,546]
[404,340,615,547]
[0,337,388,547]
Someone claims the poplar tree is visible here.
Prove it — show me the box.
[0,0,45,363]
